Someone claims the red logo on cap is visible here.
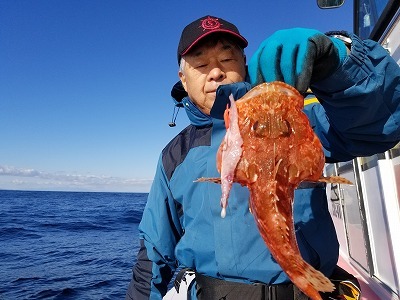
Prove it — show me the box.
[200,17,221,30]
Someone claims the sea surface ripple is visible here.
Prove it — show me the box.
[0,190,147,299]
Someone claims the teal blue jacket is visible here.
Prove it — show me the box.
[126,32,400,299]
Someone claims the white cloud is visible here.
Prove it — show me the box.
[0,165,41,177]
[0,165,152,192]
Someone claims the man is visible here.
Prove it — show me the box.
[126,15,400,300]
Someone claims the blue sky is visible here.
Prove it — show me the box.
[0,0,353,193]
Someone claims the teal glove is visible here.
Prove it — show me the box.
[248,28,348,94]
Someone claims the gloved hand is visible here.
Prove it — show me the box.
[248,28,348,94]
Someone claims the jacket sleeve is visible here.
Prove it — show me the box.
[307,32,400,162]
[126,155,183,300]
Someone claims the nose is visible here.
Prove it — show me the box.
[208,65,226,82]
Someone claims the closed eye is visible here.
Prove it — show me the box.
[221,58,238,64]
[195,64,208,69]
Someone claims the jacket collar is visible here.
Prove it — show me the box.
[177,82,252,127]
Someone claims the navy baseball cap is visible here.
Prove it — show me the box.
[177,15,248,64]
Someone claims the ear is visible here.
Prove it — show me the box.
[178,71,188,92]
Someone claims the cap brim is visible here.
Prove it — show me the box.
[180,29,248,56]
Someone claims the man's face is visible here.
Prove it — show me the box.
[179,40,246,115]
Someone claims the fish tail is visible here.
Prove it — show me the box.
[288,262,335,300]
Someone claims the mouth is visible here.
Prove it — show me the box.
[206,82,223,94]
[206,91,217,101]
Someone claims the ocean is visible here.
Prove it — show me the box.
[0,190,147,300]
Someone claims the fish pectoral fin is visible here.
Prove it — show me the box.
[194,177,222,184]
[318,176,353,185]
[298,176,353,186]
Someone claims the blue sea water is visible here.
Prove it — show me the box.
[0,190,147,300]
